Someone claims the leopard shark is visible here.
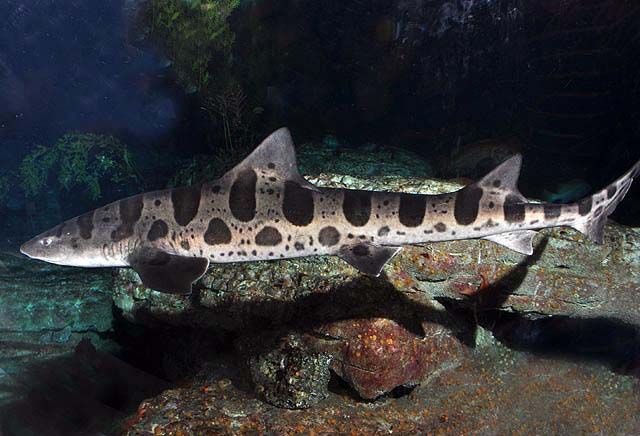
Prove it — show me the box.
[20,128,640,294]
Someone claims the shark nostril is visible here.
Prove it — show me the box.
[40,238,52,247]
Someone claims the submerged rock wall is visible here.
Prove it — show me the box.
[0,249,116,406]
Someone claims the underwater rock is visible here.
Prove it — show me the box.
[122,344,640,434]
[313,318,466,400]
[240,332,332,409]
[441,136,522,179]
[0,248,116,404]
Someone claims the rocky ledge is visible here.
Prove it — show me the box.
[113,172,640,417]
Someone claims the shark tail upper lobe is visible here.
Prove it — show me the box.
[571,159,640,244]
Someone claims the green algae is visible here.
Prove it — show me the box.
[145,0,240,94]
[18,133,140,201]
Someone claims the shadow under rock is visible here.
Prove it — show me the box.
[0,339,169,436]
[116,237,544,382]
[126,273,475,357]
[108,233,639,411]
[438,237,640,378]
[118,270,476,403]
[219,274,473,355]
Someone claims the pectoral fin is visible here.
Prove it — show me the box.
[128,247,209,294]
[338,243,402,276]
[483,230,537,255]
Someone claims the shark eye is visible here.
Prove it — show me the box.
[40,237,53,247]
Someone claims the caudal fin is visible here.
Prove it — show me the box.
[571,159,640,244]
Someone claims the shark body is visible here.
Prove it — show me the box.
[21,128,640,294]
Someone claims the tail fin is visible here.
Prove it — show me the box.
[571,159,640,244]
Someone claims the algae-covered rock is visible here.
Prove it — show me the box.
[241,332,332,409]
[0,249,116,405]
[313,318,466,399]
[122,344,640,435]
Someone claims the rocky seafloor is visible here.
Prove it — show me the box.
[1,144,639,434]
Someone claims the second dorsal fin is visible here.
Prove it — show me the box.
[226,127,314,188]
[478,154,526,202]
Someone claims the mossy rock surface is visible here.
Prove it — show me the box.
[297,142,433,178]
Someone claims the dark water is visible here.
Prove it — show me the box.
[0,0,639,433]
[0,0,637,241]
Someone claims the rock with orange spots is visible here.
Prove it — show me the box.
[313,318,466,399]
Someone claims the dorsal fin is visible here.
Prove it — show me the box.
[478,154,526,202]
[226,127,315,188]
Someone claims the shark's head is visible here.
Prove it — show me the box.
[20,211,118,267]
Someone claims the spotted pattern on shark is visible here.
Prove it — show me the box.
[543,204,562,220]
[319,226,340,246]
[77,210,95,240]
[171,185,201,226]
[255,226,282,246]
[504,194,526,223]
[204,218,232,245]
[283,181,314,226]
[19,128,640,294]
[343,190,371,227]
[229,169,257,222]
[454,185,482,225]
[148,220,169,241]
[111,195,144,242]
[578,197,592,216]
[398,193,427,227]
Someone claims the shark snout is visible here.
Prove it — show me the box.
[19,235,55,260]
[20,239,36,258]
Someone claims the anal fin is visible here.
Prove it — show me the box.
[338,243,402,276]
[128,247,209,294]
[483,230,537,255]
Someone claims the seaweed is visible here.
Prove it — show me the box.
[146,0,241,94]
[170,83,259,186]
[19,133,142,201]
